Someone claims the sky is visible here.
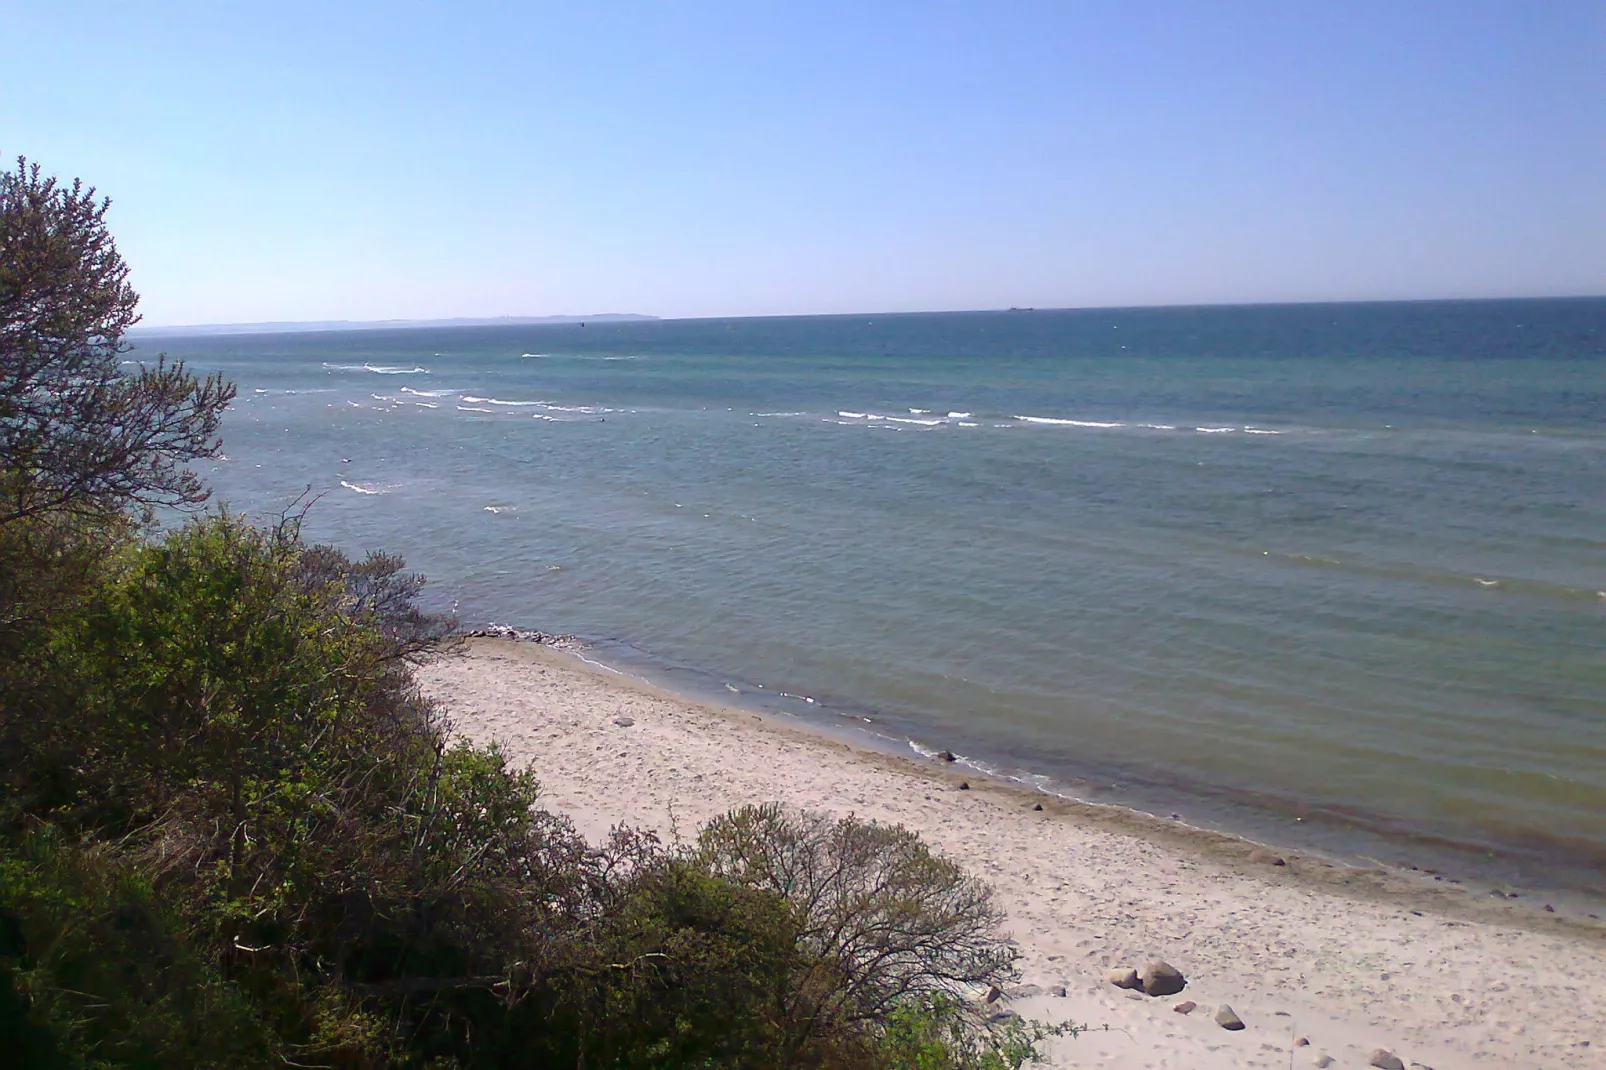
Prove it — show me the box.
[4,1,1604,324]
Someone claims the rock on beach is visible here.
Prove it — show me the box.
[1139,960,1186,996]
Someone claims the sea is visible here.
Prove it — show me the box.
[141,298,1606,899]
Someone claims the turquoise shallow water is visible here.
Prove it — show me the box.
[147,299,1606,893]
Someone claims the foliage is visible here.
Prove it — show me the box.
[694,804,1019,1038]
[878,995,1081,1070]
[0,156,233,527]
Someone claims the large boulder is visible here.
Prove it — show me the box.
[1140,960,1186,996]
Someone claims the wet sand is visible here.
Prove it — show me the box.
[420,638,1606,1070]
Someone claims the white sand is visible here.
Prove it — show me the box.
[420,640,1606,1070]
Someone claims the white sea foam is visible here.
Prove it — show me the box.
[322,362,429,375]
[340,480,384,495]
[413,402,438,408]
[837,411,868,419]
[1139,423,1177,430]
[958,421,980,427]
[909,408,931,414]
[947,411,972,418]
[1014,415,1125,428]
[1196,426,1236,433]
[887,416,943,426]
[399,386,458,398]
[1242,427,1283,435]
[457,405,494,413]
[484,505,515,513]
[751,411,807,417]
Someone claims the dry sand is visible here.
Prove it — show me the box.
[420,639,1606,1070]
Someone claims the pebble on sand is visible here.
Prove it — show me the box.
[1215,1004,1245,1030]
[612,716,635,727]
[1313,1057,1334,1068]
[1249,847,1287,866]
[1368,1050,1405,1070]
[1172,1000,1197,1014]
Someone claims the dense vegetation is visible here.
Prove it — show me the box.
[0,158,1067,1068]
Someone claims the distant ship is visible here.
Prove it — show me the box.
[1006,306,1036,312]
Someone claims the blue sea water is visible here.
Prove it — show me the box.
[146,299,1606,894]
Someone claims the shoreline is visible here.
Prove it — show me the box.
[461,626,1605,913]
[422,637,1605,1070]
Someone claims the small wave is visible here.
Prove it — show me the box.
[1015,415,1125,428]
[484,505,515,514]
[752,411,807,417]
[1474,578,1500,587]
[837,411,868,419]
[1140,423,1177,430]
[340,480,384,495]
[413,402,439,408]
[322,362,429,375]
[544,404,615,414]
[1196,426,1236,433]
[1242,427,1283,435]
[947,411,972,418]
[957,421,980,427]
[457,405,494,413]
[399,386,458,398]
[520,353,547,358]
[909,408,931,414]
[887,416,943,426]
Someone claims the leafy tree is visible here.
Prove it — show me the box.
[0,156,233,527]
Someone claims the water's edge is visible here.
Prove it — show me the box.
[467,625,1606,923]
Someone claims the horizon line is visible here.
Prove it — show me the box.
[129,292,1606,338]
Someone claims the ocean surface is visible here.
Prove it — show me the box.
[144,299,1606,896]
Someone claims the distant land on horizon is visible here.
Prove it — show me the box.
[130,313,660,338]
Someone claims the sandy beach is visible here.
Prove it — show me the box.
[420,639,1605,1070]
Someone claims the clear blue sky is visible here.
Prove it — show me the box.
[4,1,1603,324]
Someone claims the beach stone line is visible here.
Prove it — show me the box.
[1172,1000,1197,1014]
[1369,1050,1406,1070]
[1107,967,1142,990]
[1249,847,1287,866]
[1214,1004,1245,1030]
[1140,960,1186,997]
